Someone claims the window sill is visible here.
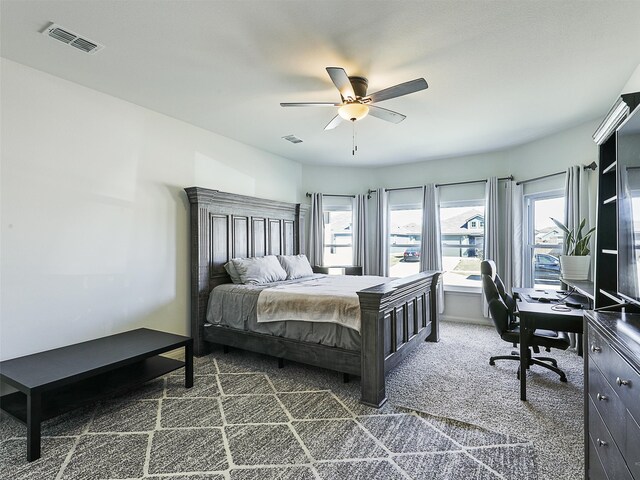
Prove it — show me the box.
[443,284,482,294]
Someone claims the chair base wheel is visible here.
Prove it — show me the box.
[489,360,495,366]
[560,376,567,383]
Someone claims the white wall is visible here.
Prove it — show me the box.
[622,62,640,94]
[0,59,302,360]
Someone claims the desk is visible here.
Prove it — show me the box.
[513,288,584,401]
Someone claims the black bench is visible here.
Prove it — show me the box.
[0,328,193,461]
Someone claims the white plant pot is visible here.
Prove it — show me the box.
[559,255,591,281]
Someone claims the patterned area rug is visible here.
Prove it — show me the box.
[0,345,537,480]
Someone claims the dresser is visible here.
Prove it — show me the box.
[585,311,640,479]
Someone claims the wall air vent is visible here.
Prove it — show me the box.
[282,135,303,144]
[42,23,105,55]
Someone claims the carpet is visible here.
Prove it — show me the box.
[0,321,582,479]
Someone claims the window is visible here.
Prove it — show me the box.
[323,206,353,266]
[388,205,422,277]
[524,192,565,289]
[440,202,485,288]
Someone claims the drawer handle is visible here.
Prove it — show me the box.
[616,377,630,387]
[590,345,602,353]
[596,393,608,401]
[597,438,608,447]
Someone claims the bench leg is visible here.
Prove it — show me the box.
[27,392,41,462]
[185,340,194,389]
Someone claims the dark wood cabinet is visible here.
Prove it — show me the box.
[593,92,640,309]
[584,311,640,479]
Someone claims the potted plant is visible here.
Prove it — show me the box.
[550,217,596,280]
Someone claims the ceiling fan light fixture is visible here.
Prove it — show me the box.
[338,103,369,121]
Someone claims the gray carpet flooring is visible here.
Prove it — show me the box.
[0,321,582,480]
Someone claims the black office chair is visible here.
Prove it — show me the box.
[481,260,570,382]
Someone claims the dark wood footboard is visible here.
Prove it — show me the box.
[358,271,441,407]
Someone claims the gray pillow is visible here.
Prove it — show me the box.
[231,255,288,284]
[277,254,314,280]
[224,260,242,284]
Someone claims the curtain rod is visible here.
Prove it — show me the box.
[435,175,513,188]
[515,162,597,186]
[366,176,513,195]
[305,193,355,198]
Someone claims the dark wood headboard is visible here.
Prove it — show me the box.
[184,187,308,355]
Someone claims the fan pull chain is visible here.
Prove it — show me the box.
[352,120,358,156]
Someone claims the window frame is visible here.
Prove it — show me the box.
[387,202,423,277]
[439,199,485,292]
[322,204,354,267]
[523,190,565,288]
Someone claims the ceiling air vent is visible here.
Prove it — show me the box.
[42,23,104,55]
[282,135,303,144]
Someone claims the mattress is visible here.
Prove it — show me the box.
[206,274,376,351]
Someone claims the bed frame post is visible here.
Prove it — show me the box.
[357,271,441,407]
[185,187,213,356]
[426,277,441,343]
[358,293,386,407]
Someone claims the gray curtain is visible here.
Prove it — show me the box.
[353,194,369,273]
[307,193,324,267]
[420,184,444,313]
[564,165,591,348]
[511,182,525,289]
[564,165,591,257]
[373,188,389,276]
[483,177,499,317]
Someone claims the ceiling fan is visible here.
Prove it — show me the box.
[280,67,428,130]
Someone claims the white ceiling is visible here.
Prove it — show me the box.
[2,1,640,167]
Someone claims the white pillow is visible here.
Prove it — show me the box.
[277,254,314,280]
[231,256,288,284]
[224,260,242,284]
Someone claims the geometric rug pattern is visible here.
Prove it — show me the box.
[1,353,537,480]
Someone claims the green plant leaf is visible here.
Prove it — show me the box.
[550,217,594,256]
[550,217,571,236]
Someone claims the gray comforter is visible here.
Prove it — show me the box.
[206,275,361,350]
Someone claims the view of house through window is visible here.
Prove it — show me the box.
[389,206,422,277]
[526,194,565,289]
[323,207,353,266]
[440,203,485,287]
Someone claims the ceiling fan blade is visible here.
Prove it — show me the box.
[280,102,340,107]
[368,105,406,124]
[324,114,344,130]
[326,67,356,101]
[367,78,428,103]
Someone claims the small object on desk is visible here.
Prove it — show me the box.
[538,297,551,303]
[564,300,583,309]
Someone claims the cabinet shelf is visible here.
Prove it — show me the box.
[602,161,617,174]
[599,289,623,303]
[603,195,617,205]
[602,249,618,255]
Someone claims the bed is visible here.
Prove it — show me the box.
[185,187,441,407]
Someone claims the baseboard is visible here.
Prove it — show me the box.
[441,315,492,326]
